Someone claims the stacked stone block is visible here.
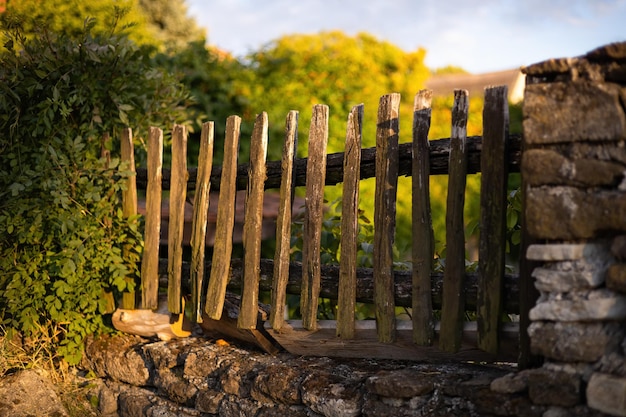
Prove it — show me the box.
[521,42,626,416]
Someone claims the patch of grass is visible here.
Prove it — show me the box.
[1,324,100,416]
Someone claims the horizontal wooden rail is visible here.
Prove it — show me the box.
[135,134,521,191]
[156,258,521,314]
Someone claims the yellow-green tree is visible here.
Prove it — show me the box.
[136,0,205,52]
[2,0,204,53]
[243,31,429,254]
[2,0,155,46]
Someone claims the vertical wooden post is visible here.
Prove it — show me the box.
[439,89,469,353]
[141,127,163,310]
[270,110,299,330]
[100,133,115,313]
[120,128,138,310]
[337,104,364,339]
[478,86,509,354]
[167,124,188,314]
[374,93,400,343]
[190,122,215,323]
[301,104,329,331]
[411,90,435,346]
[205,116,241,320]
[238,113,269,329]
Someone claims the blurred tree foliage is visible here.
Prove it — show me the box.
[242,31,430,254]
[3,0,203,51]
[136,0,205,52]
[244,31,429,156]
[154,41,253,164]
[3,0,155,47]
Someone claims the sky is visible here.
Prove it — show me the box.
[186,0,626,74]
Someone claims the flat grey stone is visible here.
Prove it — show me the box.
[528,322,622,362]
[0,370,68,417]
[586,372,626,416]
[526,243,607,261]
[529,290,626,321]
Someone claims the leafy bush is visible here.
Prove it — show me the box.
[290,198,385,268]
[0,18,189,364]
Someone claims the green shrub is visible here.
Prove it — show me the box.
[0,18,189,364]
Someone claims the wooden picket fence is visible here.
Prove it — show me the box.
[117,86,523,362]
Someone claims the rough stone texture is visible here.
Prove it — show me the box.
[195,389,224,414]
[444,374,542,417]
[543,405,611,417]
[522,57,576,77]
[607,264,626,293]
[96,380,119,416]
[0,369,69,417]
[526,186,626,240]
[522,149,626,188]
[301,371,364,417]
[595,352,626,378]
[522,81,626,145]
[532,142,626,166]
[251,362,304,405]
[527,242,614,293]
[527,322,622,362]
[532,268,604,292]
[585,42,626,62]
[527,368,582,407]
[611,236,626,260]
[116,385,199,417]
[366,370,435,398]
[586,372,626,416]
[490,371,530,394]
[526,242,610,262]
[80,334,565,417]
[153,366,198,406]
[82,334,152,386]
[529,289,626,321]
[522,41,626,82]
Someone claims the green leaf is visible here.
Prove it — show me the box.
[62,258,76,275]
[506,210,518,230]
[510,230,521,245]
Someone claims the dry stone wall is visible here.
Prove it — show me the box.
[521,41,626,417]
[82,334,543,417]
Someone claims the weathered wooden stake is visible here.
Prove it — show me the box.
[337,104,363,339]
[270,110,299,330]
[190,122,215,323]
[238,113,269,330]
[205,116,241,320]
[121,128,138,310]
[411,90,435,345]
[477,86,509,354]
[141,127,163,310]
[439,89,469,353]
[167,125,188,314]
[301,104,329,331]
[374,93,401,343]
